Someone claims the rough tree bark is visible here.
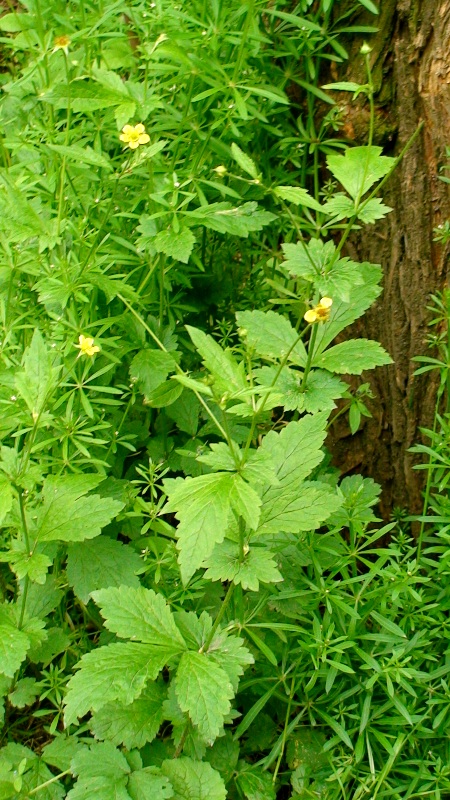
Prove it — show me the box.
[326,0,450,516]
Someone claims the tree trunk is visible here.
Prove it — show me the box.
[326,0,450,517]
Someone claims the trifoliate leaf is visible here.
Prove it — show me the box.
[186,326,246,396]
[127,767,174,800]
[153,227,196,264]
[175,651,234,744]
[90,683,166,749]
[274,186,322,212]
[163,473,233,584]
[312,339,392,374]
[281,238,363,301]
[67,538,141,604]
[91,586,186,649]
[356,198,393,223]
[327,146,395,199]
[161,757,226,800]
[302,370,347,413]
[35,475,125,543]
[255,365,346,414]
[64,643,173,725]
[130,350,177,398]
[230,143,259,179]
[236,309,306,366]
[203,541,282,591]
[322,194,391,224]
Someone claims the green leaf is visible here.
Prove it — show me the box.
[230,143,259,180]
[127,768,174,800]
[357,0,379,13]
[130,350,177,398]
[204,541,282,591]
[90,683,166,749]
[8,678,38,709]
[153,228,196,264]
[161,757,226,800]
[236,309,306,366]
[67,742,130,800]
[46,144,112,171]
[274,186,322,212]
[229,475,262,530]
[208,631,254,692]
[281,238,364,302]
[255,365,346,414]
[371,611,407,639]
[64,643,173,725]
[322,81,364,92]
[14,329,55,419]
[313,263,383,355]
[164,473,233,584]
[92,586,186,649]
[357,198,393,224]
[0,12,35,31]
[328,475,381,528]
[205,733,240,784]
[35,475,124,543]
[0,613,30,678]
[327,146,395,200]
[66,538,141,604]
[236,767,276,800]
[0,478,12,525]
[166,391,201,435]
[184,202,275,237]
[312,339,392,374]
[144,379,184,408]
[175,651,234,744]
[256,417,341,535]
[186,326,246,396]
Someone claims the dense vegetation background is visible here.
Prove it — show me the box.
[1,1,450,799]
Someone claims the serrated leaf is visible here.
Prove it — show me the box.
[90,684,166,749]
[208,632,254,692]
[230,143,259,179]
[175,652,234,744]
[64,643,173,725]
[255,365,346,414]
[161,757,226,800]
[261,415,328,488]
[66,538,141,604]
[0,478,12,525]
[203,541,282,591]
[236,309,306,366]
[0,622,30,677]
[127,767,174,800]
[229,475,261,530]
[328,475,381,528]
[66,775,130,800]
[35,476,124,543]
[196,442,239,471]
[236,767,276,800]
[91,586,186,649]
[274,186,322,212]
[153,228,196,264]
[357,198,393,224]
[14,329,55,418]
[166,391,201,435]
[71,742,130,780]
[8,678,38,708]
[130,350,177,398]
[186,326,246,395]
[313,339,392,374]
[313,263,383,355]
[327,146,395,200]
[164,473,233,584]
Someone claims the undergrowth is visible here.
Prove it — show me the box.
[0,2,449,799]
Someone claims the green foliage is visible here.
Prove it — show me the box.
[0,2,441,799]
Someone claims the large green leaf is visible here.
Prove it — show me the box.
[326,146,394,200]
[203,541,282,591]
[184,202,275,237]
[67,742,130,800]
[64,643,174,725]
[127,768,174,800]
[164,474,233,584]
[175,651,234,744]
[153,227,196,264]
[130,350,177,398]
[66,538,141,604]
[34,475,124,543]
[0,478,12,525]
[14,329,56,419]
[236,309,306,366]
[161,758,226,800]
[90,684,166,749]
[312,339,392,374]
[92,586,186,649]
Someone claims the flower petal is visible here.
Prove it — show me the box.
[138,134,150,144]
[128,140,140,149]
[134,123,146,134]
[122,125,133,134]
[304,309,318,323]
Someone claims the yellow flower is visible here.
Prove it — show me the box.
[53,35,71,54]
[304,296,333,324]
[213,165,227,177]
[119,123,150,150]
[76,334,100,357]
